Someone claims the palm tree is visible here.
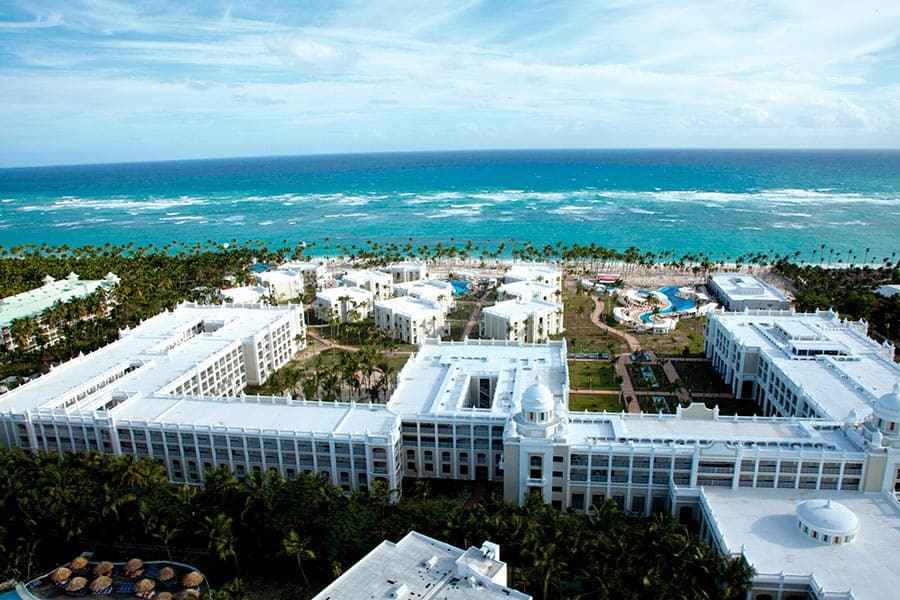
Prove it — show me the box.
[282,529,316,588]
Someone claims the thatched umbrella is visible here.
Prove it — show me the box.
[179,591,200,600]
[93,561,113,577]
[65,577,87,593]
[124,558,144,577]
[89,576,112,593]
[158,566,176,584]
[69,556,88,571]
[136,578,156,597]
[50,567,71,584]
[156,593,174,600]
[181,571,203,589]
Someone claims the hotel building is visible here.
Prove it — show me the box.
[497,280,560,304]
[393,279,456,312]
[504,263,562,292]
[311,531,530,600]
[705,309,899,421]
[220,285,270,305]
[342,269,393,300]
[3,302,900,599]
[277,261,332,291]
[707,273,790,312]
[0,272,119,351]
[374,296,445,344]
[314,286,374,324]
[380,261,428,284]
[480,299,564,343]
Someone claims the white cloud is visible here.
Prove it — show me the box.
[1,0,900,166]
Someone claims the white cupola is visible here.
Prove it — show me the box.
[521,382,554,425]
[873,383,900,436]
[796,499,859,545]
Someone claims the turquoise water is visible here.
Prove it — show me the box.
[639,286,696,323]
[0,590,19,599]
[0,150,898,258]
[450,280,470,295]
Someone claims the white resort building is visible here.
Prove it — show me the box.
[705,309,899,421]
[707,273,790,312]
[314,286,374,324]
[380,261,428,284]
[0,272,119,351]
[393,279,456,312]
[255,261,331,301]
[220,285,271,305]
[504,263,562,292]
[278,261,332,291]
[311,532,530,600]
[342,269,393,300]
[480,299,563,343]
[374,296,446,344]
[2,301,900,599]
[497,280,560,304]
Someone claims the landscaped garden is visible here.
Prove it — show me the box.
[673,360,733,394]
[569,393,623,412]
[567,360,619,390]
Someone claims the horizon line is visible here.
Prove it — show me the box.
[4,146,900,171]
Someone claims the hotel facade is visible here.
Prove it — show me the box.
[2,303,900,599]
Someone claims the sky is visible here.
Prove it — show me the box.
[1,1,900,167]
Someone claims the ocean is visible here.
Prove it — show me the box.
[0,149,898,259]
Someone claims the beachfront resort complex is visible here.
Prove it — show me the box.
[0,272,120,351]
[1,261,899,599]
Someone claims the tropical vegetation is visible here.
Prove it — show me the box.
[0,449,753,600]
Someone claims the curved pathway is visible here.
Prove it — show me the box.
[590,297,641,353]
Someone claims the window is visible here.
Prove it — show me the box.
[571,493,585,510]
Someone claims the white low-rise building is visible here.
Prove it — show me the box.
[875,283,900,298]
[705,309,899,421]
[342,269,393,300]
[375,296,445,344]
[707,273,790,311]
[0,272,119,351]
[220,285,271,305]
[314,286,374,324]
[281,260,332,289]
[504,263,562,292]
[497,280,560,304]
[394,279,456,312]
[312,532,530,600]
[480,299,563,343]
[380,261,428,283]
[255,269,307,301]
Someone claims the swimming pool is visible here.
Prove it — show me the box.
[450,280,470,295]
[639,286,696,323]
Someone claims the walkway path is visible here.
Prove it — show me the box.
[462,291,490,339]
[590,297,641,353]
[569,389,620,395]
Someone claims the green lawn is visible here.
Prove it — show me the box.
[631,317,708,357]
[567,360,619,389]
[569,393,624,412]
[562,289,629,355]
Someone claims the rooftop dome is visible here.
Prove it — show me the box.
[521,382,554,413]
[797,499,859,539]
[874,383,900,422]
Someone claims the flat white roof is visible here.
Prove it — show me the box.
[0,304,299,414]
[380,261,426,272]
[279,261,325,272]
[505,263,561,283]
[564,406,861,453]
[711,311,900,421]
[342,269,392,285]
[387,339,568,419]
[375,295,442,319]
[875,284,900,298]
[311,531,530,600]
[709,273,788,303]
[0,274,115,328]
[114,397,398,438]
[483,298,561,321]
[317,286,373,303]
[701,487,900,600]
[498,280,557,297]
